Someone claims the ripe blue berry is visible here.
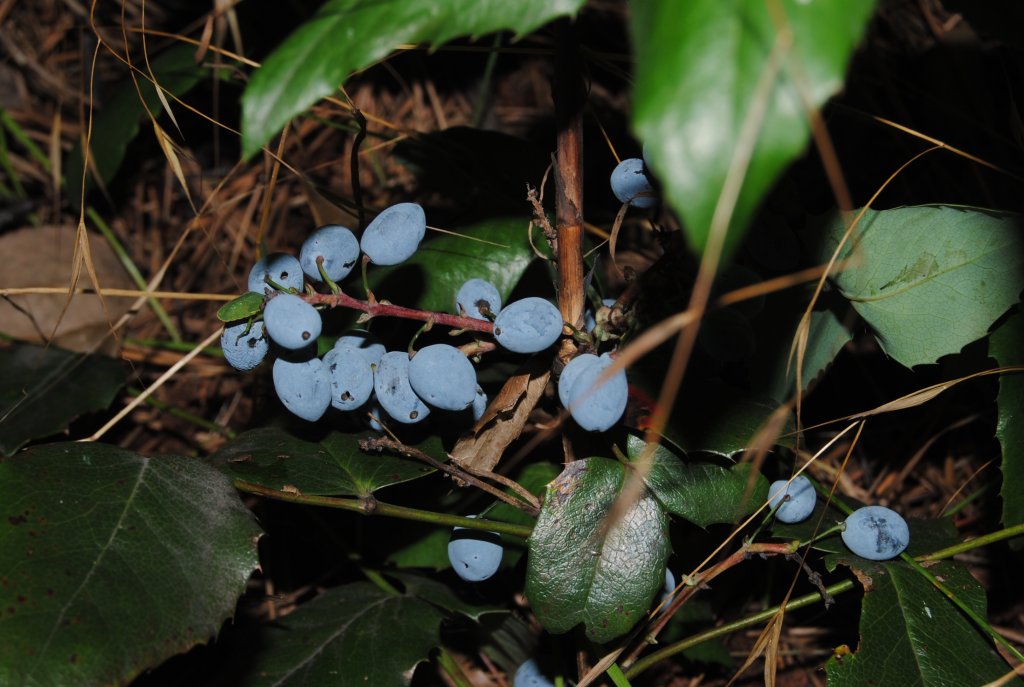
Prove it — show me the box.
[360,202,426,265]
[842,506,910,561]
[610,158,656,209]
[455,278,501,320]
[512,659,554,687]
[408,344,477,411]
[767,475,816,524]
[493,297,564,353]
[566,353,628,432]
[448,520,503,582]
[659,567,676,608]
[373,351,430,424]
[558,353,600,407]
[300,225,360,282]
[220,320,268,371]
[471,386,487,422]
[334,329,386,368]
[248,253,304,293]
[366,400,386,432]
[323,345,374,411]
[263,293,322,350]
[272,357,331,422]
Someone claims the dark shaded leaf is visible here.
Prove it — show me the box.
[991,309,1024,541]
[0,344,125,455]
[626,435,768,527]
[0,442,260,686]
[209,427,440,496]
[525,458,669,643]
[241,0,586,157]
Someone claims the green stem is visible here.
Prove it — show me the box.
[87,207,182,342]
[624,580,857,679]
[436,647,474,687]
[362,567,401,596]
[0,108,51,171]
[918,522,1024,561]
[234,479,533,538]
[471,33,503,127]
[607,663,634,687]
[125,337,224,357]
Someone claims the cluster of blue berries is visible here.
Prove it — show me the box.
[769,475,909,560]
[221,200,634,433]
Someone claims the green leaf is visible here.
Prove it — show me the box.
[826,559,1022,686]
[631,0,875,257]
[369,216,537,316]
[0,344,125,455]
[819,205,1024,368]
[209,427,439,496]
[525,458,670,643]
[626,435,768,527]
[392,572,504,621]
[238,581,444,687]
[66,45,206,209]
[991,310,1024,539]
[241,0,586,158]
[0,442,260,686]
[217,292,265,323]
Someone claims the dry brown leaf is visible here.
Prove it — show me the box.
[450,356,551,473]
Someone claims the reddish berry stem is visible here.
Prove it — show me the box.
[307,292,494,334]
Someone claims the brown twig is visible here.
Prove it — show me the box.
[361,436,539,516]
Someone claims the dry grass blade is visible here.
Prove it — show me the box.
[727,613,783,687]
[153,121,196,213]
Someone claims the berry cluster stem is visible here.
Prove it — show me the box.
[307,291,494,334]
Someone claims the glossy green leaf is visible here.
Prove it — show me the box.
[990,310,1024,541]
[368,216,537,316]
[241,0,586,158]
[238,581,443,687]
[525,458,670,643]
[0,442,260,686]
[66,45,206,209]
[209,427,439,496]
[0,344,125,456]
[626,435,768,527]
[217,292,265,323]
[631,0,875,257]
[819,205,1024,368]
[826,559,1021,686]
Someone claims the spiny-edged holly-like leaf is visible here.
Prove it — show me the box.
[819,205,1024,368]
[238,581,444,687]
[0,344,125,456]
[826,559,1022,686]
[525,458,670,644]
[991,309,1024,542]
[631,0,875,258]
[0,442,261,686]
[626,435,768,527]
[217,292,265,323]
[67,45,206,209]
[209,427,439,496]
[241,0,586,158]
[369,216,537,317]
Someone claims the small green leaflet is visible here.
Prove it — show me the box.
[217,292,265,323]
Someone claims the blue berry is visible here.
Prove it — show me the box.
[659,567,676,608]
[300,225,360,282]
[360,202,426,265]
[767,475,816,524]
[366,400,386,432]
[493,297,564,353]
[610,158,656,209]
[408,344,477,411]
[842,506,910,561]
[566,353,628,431]
[334,329,386,368]
[221,320,268,371]
[323,345,374,411]
[272,357,331,422]
[455,278,501,320]
[558,353,600,407]
[248,253,303,293]
[448,520,503,582]
[471,386,487,423]
[512,659,554,687]
[373,351,430,424]
[263,293,322,350]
